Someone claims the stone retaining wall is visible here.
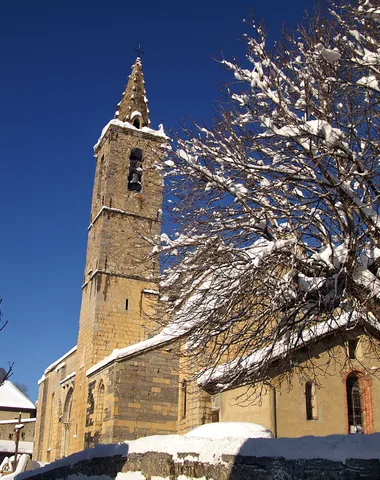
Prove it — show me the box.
[16,444,380,480]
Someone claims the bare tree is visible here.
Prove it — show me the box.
[13,382,30,398]
[0,300,12,385]
[159,1,380,393]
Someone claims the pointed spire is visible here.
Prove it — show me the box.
[115,57,150,128]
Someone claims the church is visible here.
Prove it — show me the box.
[34,58,380,463]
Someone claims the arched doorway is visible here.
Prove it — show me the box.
[61,388,73,457]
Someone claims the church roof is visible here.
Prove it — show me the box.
[198,312,380,394]
[0,380,36,410]
[116,57,150,127]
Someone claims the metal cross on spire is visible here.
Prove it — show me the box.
[134,45,145,56]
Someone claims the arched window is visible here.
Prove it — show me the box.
[61,388,73,457]
[305,381,318,420]
[347,374,363,433]
[133,117,141,129]
[128,148,143,192]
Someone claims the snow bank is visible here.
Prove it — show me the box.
[17,432,380,479]
[24,433,380,471]
[124,432,380,463]
[184,421,273,439]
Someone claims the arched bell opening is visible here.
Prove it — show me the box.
[128,148,143,192]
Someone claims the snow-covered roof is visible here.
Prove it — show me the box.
[38,345,77,384]
[87,323,181,377]
[0,381,36,410]
[0,418,36,425]
[93,119,168,152]
[0,439,33,454]
[199,312,380,393]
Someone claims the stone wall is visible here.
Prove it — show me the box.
[84,347,179,446]
[34,348,77,463]
[16,445,380,480]
[0,419,35,442]
[181,330,380,438]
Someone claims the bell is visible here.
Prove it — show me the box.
[129,173,141,191]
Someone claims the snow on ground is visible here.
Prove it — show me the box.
[184,422,273,439]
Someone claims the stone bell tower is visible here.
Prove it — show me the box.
[68,57,167,453]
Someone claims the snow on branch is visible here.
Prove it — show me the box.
[158,0,380,394]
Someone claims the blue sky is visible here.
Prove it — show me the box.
[0,0,313,401]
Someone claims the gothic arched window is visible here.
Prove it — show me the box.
[128,148,143,192]
[347,374,363,433]
[62,388,73,457]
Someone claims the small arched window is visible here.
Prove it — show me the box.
[133,117,142,129]
[347,374,363,433]
[128,148,144,192]
[305,381,318,420]
[62,388,73,424]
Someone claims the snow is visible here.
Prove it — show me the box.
[16,432,380,479]
[357,74,380,91]
[315,43,341,63]
[17,433,380,480]
[17,444,128,479]
[184,422,273,439]
[0,440,33,454]
[142,289,159,295]
[87,319,183,377]
[59,371,76,385]
[38,345,77,383]
[93,119,168,151]
[88,206,153,230]
[55,362,66,372]
[0,453,31,480]
[264,119,344,149]
[0,381,36,410]
[0,418,35,425]
[116,473,145,479]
